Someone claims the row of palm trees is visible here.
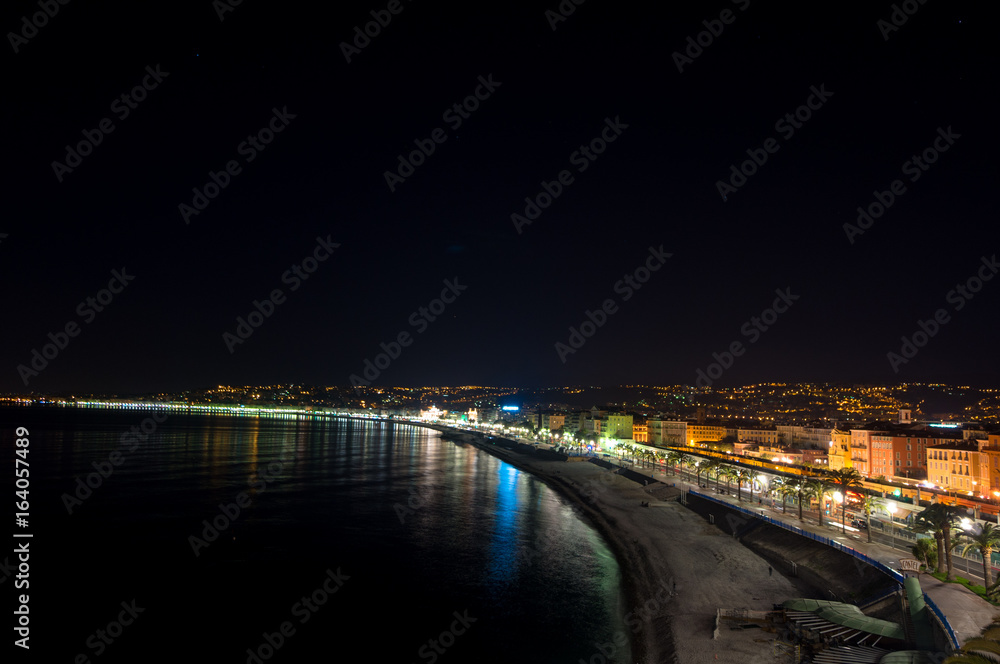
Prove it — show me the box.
[655,451,875,534]
[619,445,1000,597]
[618,445,1000,601]
[910,502,1000,592]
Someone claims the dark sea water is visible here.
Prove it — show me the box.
[1,406,629,663]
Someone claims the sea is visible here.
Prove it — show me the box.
[1,406,631,663]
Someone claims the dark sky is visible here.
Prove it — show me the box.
[2,0,996,394]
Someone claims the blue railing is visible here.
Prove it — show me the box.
[689,490,906,584]
[689,490,964,649]
[924,594,960,650]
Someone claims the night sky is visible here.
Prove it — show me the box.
[2,0,996,394]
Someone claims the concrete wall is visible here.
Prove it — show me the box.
[685,492,899,604]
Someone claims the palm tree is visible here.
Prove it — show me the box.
[944,619,1000,664]
[915,504,959,579]
[735,468,753,502]
[775,480,794,514]
[827,468,864,534]
[802,479,828,526]
[665,452,683,476]
[720,465,738,493]
[770,478,785,509]
[911,538,937,572]
[784,477,805,520]
[939,505,959,581]
[680,455,697,482]
[859,495,885,544]
[692,458,706,486]
[958,522,1000,589]
[911,510,945,575]
[702,460,722,490]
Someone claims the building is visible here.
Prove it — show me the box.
[849,429,873,476]
[926,440,991,497]
[883,432,954,481]
[828,429,852,470]
[647,419,686,447]
[981,435,1000,496]
[687,423,726,446]
[801,449,829,466]
[747,445,803,464]
[563,411,589,432]
[868,433,896,479]
[738,427,780,445]
[632,423,648,443]
[541,413,566,432]
[604,413,634,440]
[777,425,833,448]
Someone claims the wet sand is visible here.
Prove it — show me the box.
[459,435,806,664]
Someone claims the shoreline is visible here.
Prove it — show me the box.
[30,405,808,662]
[458,435,662,663]
[450,430,806,664]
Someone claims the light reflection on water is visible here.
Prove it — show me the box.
[1,407,631,664]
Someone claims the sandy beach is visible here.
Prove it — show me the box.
[455,434,812,664]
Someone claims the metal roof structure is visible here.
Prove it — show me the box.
[783,598,907,647]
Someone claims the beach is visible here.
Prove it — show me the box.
[458,434,810,664]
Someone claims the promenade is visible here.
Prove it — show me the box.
[606,453,1000,648]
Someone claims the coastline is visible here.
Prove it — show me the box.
[451,430,807,664]
[37,404,808,662]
